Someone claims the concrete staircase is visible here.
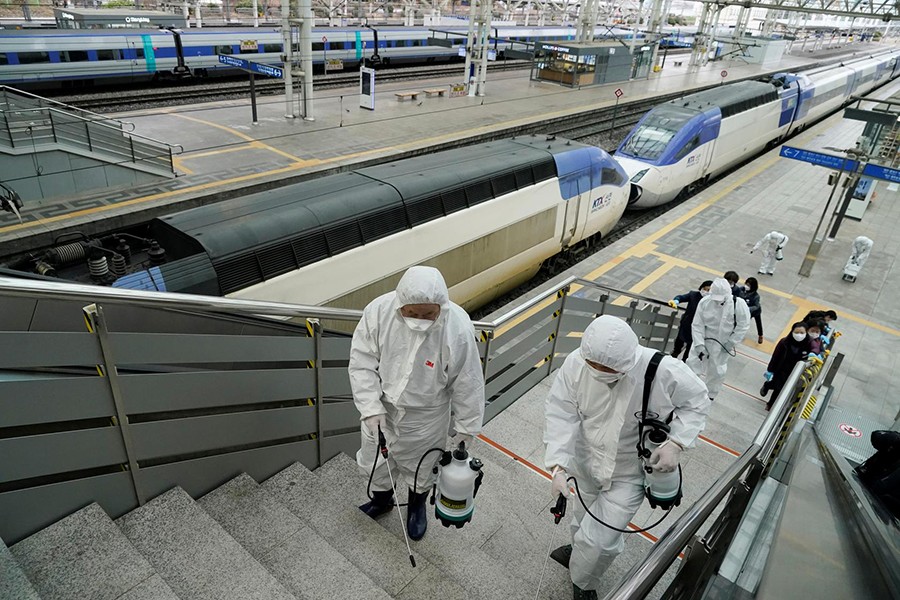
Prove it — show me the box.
[0,441,578,600]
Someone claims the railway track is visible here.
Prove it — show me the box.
[54,61,531,112]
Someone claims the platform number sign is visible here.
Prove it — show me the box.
[614,88,624,98]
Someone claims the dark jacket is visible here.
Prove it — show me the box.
[674,290,704,342]
[767,335,812,385]
[740,289,761,318]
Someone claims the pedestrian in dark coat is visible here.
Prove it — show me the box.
[739,277,764,344]
[761,322,812,410]
[668,280,713,361]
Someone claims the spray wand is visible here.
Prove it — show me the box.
[379,425,417,568]
[534,468,568,599]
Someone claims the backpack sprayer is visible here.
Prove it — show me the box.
[365,427,485,568]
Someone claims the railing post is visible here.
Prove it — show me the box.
[4,114,12,148]
[85,121,93,151]
[48,110,57,144]
[481,329,494,379]
[130,136,136,164]
[83,304,147,506]
[546,284,570,373]
[307,318,324,467]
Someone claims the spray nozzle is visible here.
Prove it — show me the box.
[551,494,567,525]
[453,441,469,461]
[377,426,388,459]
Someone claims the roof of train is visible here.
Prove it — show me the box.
[155,136,583,260]
[670,80,779,117]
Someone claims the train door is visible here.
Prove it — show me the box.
[560,193,582,248]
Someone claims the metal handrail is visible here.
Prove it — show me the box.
[0,276,365,322]
[0,85,137,132]
[1,106,182,154]
[603,360,810,600]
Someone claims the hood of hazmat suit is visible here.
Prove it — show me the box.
[395,266,451,309]
[707,278,732,302]
[545,316,641,490]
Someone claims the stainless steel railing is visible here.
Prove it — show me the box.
[0,85,136,131]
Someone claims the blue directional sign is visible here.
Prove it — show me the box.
[218,54,283,78]
[862,163,900,183]
[779,145,858,171]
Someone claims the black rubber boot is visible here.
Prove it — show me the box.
[550,544,572,569]
[573,583,598,600]
[407,488,429,541]
[358,490,394,519]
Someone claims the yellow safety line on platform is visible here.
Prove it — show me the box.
[180,145,256,160]
[171,156,195,175]
[171,114,311,164]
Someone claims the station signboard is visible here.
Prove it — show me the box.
[218,54,283,79]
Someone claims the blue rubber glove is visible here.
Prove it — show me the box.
[764,371,773,382]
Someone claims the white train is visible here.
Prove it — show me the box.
[615,51,900,208]
[0,25,638,89]
[106,136,630,312]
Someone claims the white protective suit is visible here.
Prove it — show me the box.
[845,236,873,272]
[752,231,789,275]
[351,267,485,493]
[686,278,751,399]
[545,316,710,592]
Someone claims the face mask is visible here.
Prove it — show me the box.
[700,290,710,297]
[588,367,623,384]
[792,333,807,342]
[403,317,435,332]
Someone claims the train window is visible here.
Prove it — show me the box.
[326,42,341,51]
[600,167,626,187]
[0,53,7,66]
[135,48,145,59]
[263,44,282,53]
[215,45,234,55]
[61,50,89,62]
[312,42,325,51]
[239,46,257,54]
[674,135,700,161]
[96,50,118,61]
[411,39,424,47]
[17,52,50,64]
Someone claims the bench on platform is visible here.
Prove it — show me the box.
[395,91,419,101]
[422,88,446,98]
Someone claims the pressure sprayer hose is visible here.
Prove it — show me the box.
[567,465,683,534]
[366,441,445,503]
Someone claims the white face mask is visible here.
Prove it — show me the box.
[700,290,710,297]
[588,367,623,384]
[792,332,807,342]
[403,317,435,332]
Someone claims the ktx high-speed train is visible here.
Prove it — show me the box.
[615,51,900,208]
[0,25,639,89]
[33,136,629,312]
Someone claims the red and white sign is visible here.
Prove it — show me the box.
[720,70,728,78]
[322,35,328,43]
[839,423,862,438]
[614,88,624,98]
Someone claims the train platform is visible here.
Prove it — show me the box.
[0,43,889,255]
[471,76,900,596]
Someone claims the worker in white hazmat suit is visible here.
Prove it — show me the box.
[350,266,484,541]
[845,236,873,273]
[751,231,789,275]
[686,278,750,401]
[544,315,710,600]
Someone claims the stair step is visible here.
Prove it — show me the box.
[1,536,41,600]
[199,473,392,600]
[8,503,169,600]
[116,487,296,600]
[263,461,467,599]
[118,576,181,600]
[315,453,529,600]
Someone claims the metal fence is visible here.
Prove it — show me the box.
[0,86,181,175]
[0,275,682,544]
